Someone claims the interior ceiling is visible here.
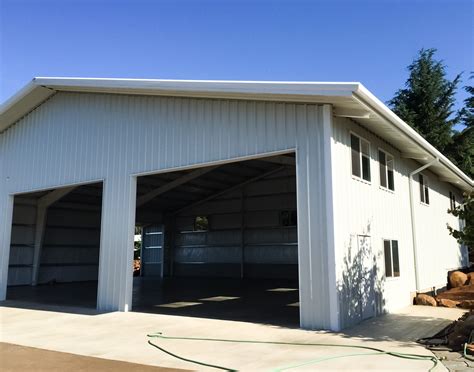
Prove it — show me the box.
[14,155,295,215]
[136,154,294,214]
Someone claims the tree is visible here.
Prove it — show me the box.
[447,192,474,261]
[447,75,474,178]
[389,48,461,153]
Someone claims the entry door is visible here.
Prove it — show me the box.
[357,235,376,320]
[141,225,165,277]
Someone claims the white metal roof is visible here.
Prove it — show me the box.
[0,77,472,191]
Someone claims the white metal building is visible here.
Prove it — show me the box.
[0,78,472,331]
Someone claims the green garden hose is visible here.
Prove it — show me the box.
[147,332,441,371]
[463,330,474,362]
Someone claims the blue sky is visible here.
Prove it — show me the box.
[1,0,472,111]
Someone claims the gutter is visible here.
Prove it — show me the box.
[409,158,439,293]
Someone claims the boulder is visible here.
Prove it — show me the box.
[467,272,474,285]
[415,293,437,306]
[449,271,468,288]
[458,300,474,309]
[437,298,459,308]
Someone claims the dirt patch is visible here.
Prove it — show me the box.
[437,284,474,302]
[0,342,189,372]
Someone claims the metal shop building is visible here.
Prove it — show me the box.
[0,78,472,331]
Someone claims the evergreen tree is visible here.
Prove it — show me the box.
[447,75,474,178]
[389,48,461,153]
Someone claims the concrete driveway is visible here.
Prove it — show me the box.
[0,302,466,371]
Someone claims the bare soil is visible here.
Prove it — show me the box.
[0,342,189,372]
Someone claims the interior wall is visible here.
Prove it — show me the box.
[7,197,102,286]
[38,206,101,283]
[171,168,298,279]
[8,201,36,285]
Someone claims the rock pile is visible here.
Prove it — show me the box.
[415,271,474,309]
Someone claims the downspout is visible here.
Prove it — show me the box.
[409,157,439,293]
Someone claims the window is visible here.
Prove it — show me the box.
[280,210,297,227]
[378,149,395,191]
[351,133,371,182]
[384,239,400,277]
[419,174,430,204]
[449,191,456,210]
[194,216,209,231]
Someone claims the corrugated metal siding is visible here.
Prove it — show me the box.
[172,170,298,279]
[331,116,466,328]
[7,199,102,286]
[0,93,335,329]
[7,202,36,285]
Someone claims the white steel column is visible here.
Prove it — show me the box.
[97,175,137,312]
[0,192,14,300]
[296,104,339,331]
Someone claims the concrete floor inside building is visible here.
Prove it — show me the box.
[6,277,300,327]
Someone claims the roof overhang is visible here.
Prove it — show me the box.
[1,77,472,191]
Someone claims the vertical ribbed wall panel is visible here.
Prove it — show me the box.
[1,93,300,192]
[0,93,338,329]
[331,116,466,328]
[295,104,337,330]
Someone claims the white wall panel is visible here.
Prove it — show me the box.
[331,116,466,328]
[0,93,336,329]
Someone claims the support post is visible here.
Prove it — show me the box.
[296,104,339,331]
[97,176,137,312]
[0,193,14,301]
[31,207,47,285]
[31,186,77,285]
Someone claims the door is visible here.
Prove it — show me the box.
[357,235,376,320]
[141,225,164,277]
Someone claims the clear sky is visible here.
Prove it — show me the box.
[1,0,472,111]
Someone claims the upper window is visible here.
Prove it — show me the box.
[449,191,456,210]
[419,174,430,205]
[351,133,371,182]
[384,239,400,278]
[378,150,395,191]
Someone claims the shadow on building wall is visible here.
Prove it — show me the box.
[338,223,385,329]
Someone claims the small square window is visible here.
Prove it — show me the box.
[351,133,371,182]
[194,216,209,231]
[280,210,297,227]
[384,239,400,278]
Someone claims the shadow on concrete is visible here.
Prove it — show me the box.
[338,312,456,345]
[132,277,300,328]
[4,277,300,327]
[3,281,99,315]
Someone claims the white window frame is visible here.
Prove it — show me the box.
[419,173,430,205]
[378,148,395,192]
[350,132,371,184]
[383,239,400,278]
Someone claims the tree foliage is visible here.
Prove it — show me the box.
[447,192,474,256]
[447,75,474,178]
[389,48,461,153]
